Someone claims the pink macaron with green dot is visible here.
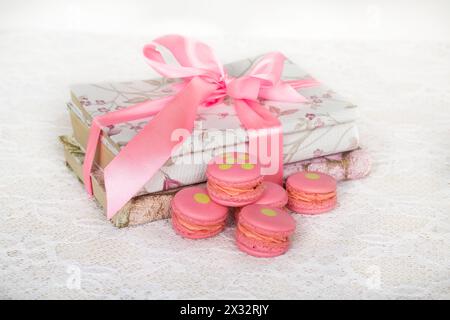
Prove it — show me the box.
[286,171,337,214]
[235,204,296,257]
[206,152,264,207]
[171,186,228,239]
[234,181,288,221]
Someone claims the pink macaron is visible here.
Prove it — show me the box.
[236,204,296,257]
[171,186,228,239]
[206,152,264,207]
[234,181,288,221]
[286,171,337,214]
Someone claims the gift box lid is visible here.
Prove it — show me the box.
[70,55,358,157]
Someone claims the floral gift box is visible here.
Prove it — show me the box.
[68,56,359,195]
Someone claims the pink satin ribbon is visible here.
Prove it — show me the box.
[83,35,319,219]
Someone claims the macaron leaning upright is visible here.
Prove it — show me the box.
[206,152,264,207]
[171,186,228,239]
[286,171,337,214]
[234,181,288,221]
[236,204,296,258]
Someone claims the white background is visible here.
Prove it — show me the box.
[1,0,450,41]
[0,0,449,299]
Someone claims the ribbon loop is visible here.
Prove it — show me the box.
[247,52,286,85]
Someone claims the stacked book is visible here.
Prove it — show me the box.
[61,56,369,227]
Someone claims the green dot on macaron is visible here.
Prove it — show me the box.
[193,193,210,204]
[261,208,277,217]
[218,164,233,170]
[241,163,254,170]
[305,172,320,180]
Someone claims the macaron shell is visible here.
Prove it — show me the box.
[208,194,261,207]
[288,196,337,215]
[207,153,261,184]
[239,204,296,236]
[234,201,287,223]
[287,171,337,194]
[172,213,225,239]
[172,186,228,224]
[207,181,265,207]
[236,229,289,258]
[254,182,288,207]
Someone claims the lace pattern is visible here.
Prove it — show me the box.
[0,33,449,299]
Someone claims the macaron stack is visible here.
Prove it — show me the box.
[206,153,265,206]
[286,171,337,214]
[170,152,339,258]
[171,186,228,239]
[236,205,296,257]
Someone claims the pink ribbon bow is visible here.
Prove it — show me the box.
[83,35,319,219]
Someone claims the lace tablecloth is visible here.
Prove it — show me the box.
[0,32,449,299]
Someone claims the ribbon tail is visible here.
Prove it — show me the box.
[234,99,283,185]
[83,120,103,195]
[103,77,216,219]
[82,96,174,196]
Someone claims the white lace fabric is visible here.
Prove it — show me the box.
[0,32,449,299]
